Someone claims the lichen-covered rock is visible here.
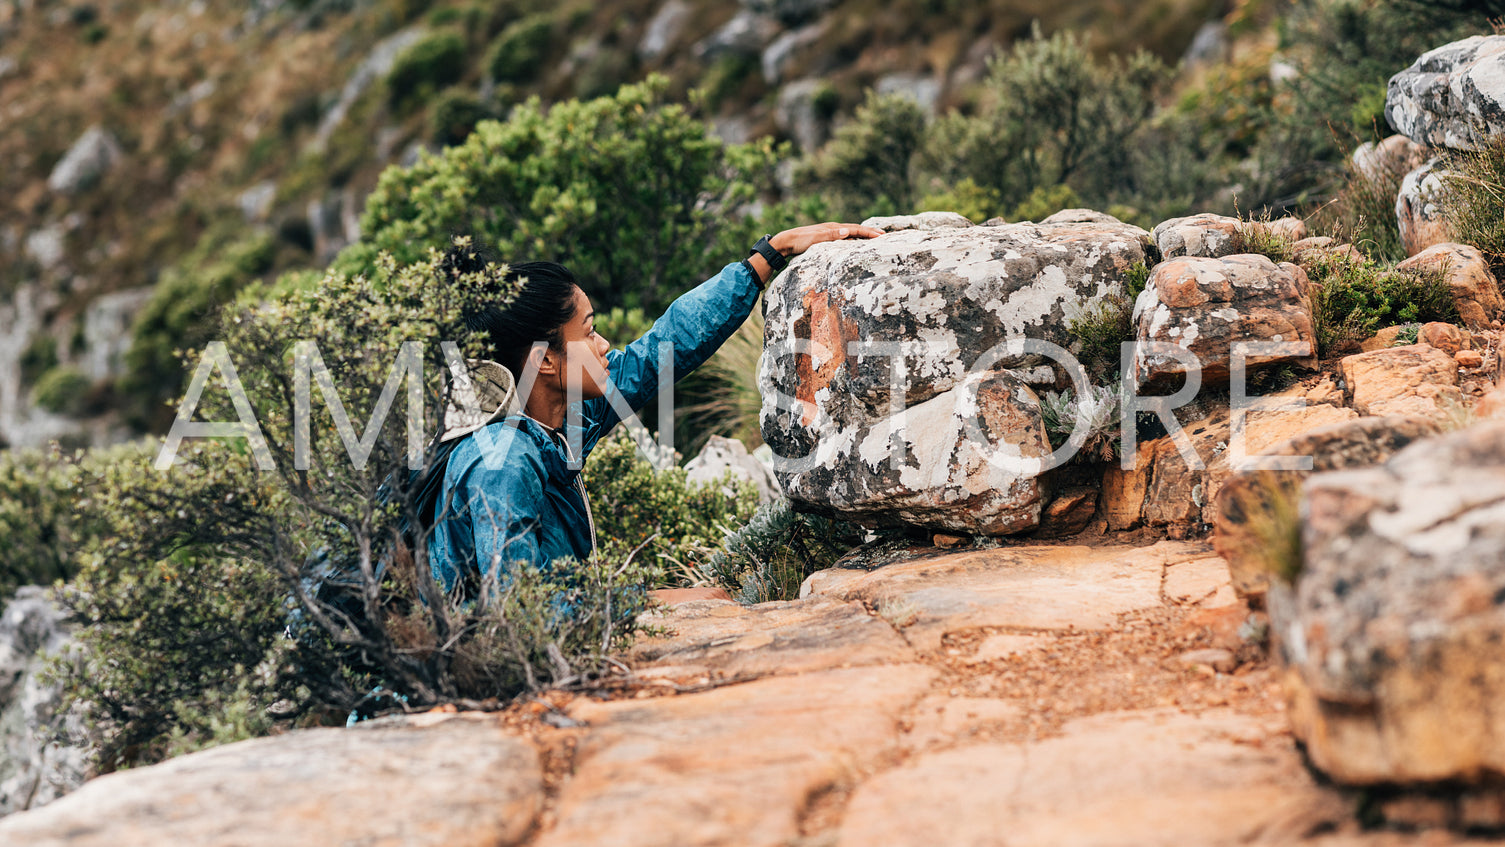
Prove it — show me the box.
[860,211,974,232]
[1352,134,1429,181]
[1131,254,1317,390]
[759,221,1151,534]
[1339,344,1462,421]
[1396,157,1454,257]
[0,587,90,818]
[684,435,780,503]
[1385,35,1505,152]
[1396,242,1505,328]
[1273,419,1505,785]
[1151,213,1243,259]
[0,714,543,847]
[1213,416,1441,605]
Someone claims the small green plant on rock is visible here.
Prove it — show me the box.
[1038,385,1121,463]
[704,499,866,604]
[1305,252,1456,357]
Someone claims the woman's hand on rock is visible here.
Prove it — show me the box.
[769,222,884,257]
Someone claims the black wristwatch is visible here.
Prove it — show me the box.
[750,234,787,274]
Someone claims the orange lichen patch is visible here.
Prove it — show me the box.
[794,287,858,426]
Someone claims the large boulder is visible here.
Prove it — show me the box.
[1386,35,1505,152]
[1339,344,1462,421]
[1273,419,1505,786]
[0,714,543,847]
[760,219,1151,534]
[1151,213,1243,259]
[0,587,90,818]
[1351,134,1429,181]
[1131,254,1318,390]
[1213,416,1441,606]
[1396,156,1455,257]
[1396,242,1505,329]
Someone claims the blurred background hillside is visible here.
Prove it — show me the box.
[0,0,1497,448]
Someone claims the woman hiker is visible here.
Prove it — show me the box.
[427,223,883,605]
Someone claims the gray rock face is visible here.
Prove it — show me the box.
[695,10,779,61]
[760,20,824,84]
[1131,254,1318,389]
[1386,35,1505,151]
[685,435,780,504]
[638,0,691,60]
[1351,134,1428,181]
[760,220,1150,534]
[0,714,542,846]
[774,78,833,153]
[1396,156,1455,257]
[743,0,838,25]
[875,72,942,116]
[0,587,90,818]
[46,126,123,195]
[1273,419,1505,786]
[1150,213,1245,259]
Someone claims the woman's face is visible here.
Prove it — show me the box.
[555,286,612,400]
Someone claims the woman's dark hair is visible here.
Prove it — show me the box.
[441,240,579,380]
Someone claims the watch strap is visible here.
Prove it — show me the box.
[750,234,787,274]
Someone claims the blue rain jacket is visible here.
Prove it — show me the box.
[428,261,761,592]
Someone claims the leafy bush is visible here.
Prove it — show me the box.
[346,76,779,312]
[582,428,759,586]
[429,88,492,147]
[120,229,276,432]
[1009,184,1082,223]
[32,365,91,416]
[915,27,1172,217]
[795,90,927,221]
[0,446,107,602]
[387,30,469,109]
[917,177,1002,223]
[704,498,866,604]
[485,13,554,84]
[1306,252,1458,357]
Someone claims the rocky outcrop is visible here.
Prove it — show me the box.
[1131,254,1317,390]
[46,127,123,195]
[760,218,1151,534]
[1151,213,1243,259]
[1213,416,1442,605]
[1396,242,1505,329]
[1396,157,1454,257]
[0,588,90,818]
[1352,134,1429,181]
[684,435,780,503]
[1339,344,1463,421]
[1273,419,1505,786]
[0,714,542,847]
[1386,35,1505,152]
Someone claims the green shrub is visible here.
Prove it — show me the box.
[1009,184,1082,223]
[1038,385,1121,463]
[1229,219,1296,264]
[917,177,1002,223]
[347,76,779,312]
[704,498,866,604]
[795,90,927,221]
[593,306,655,349]
[430,88,492,147]
[914,26,1172,216]
[387,31,469,109]
[32,366,92,416]
[20,333,60,390]
[1066,261,1149,382]
[1440,135,1505,274]
[120,229,276,432]
[582,429,759,585]
[1306,253,1458,357]
[485,13,553,84]
[0,445,107,602]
